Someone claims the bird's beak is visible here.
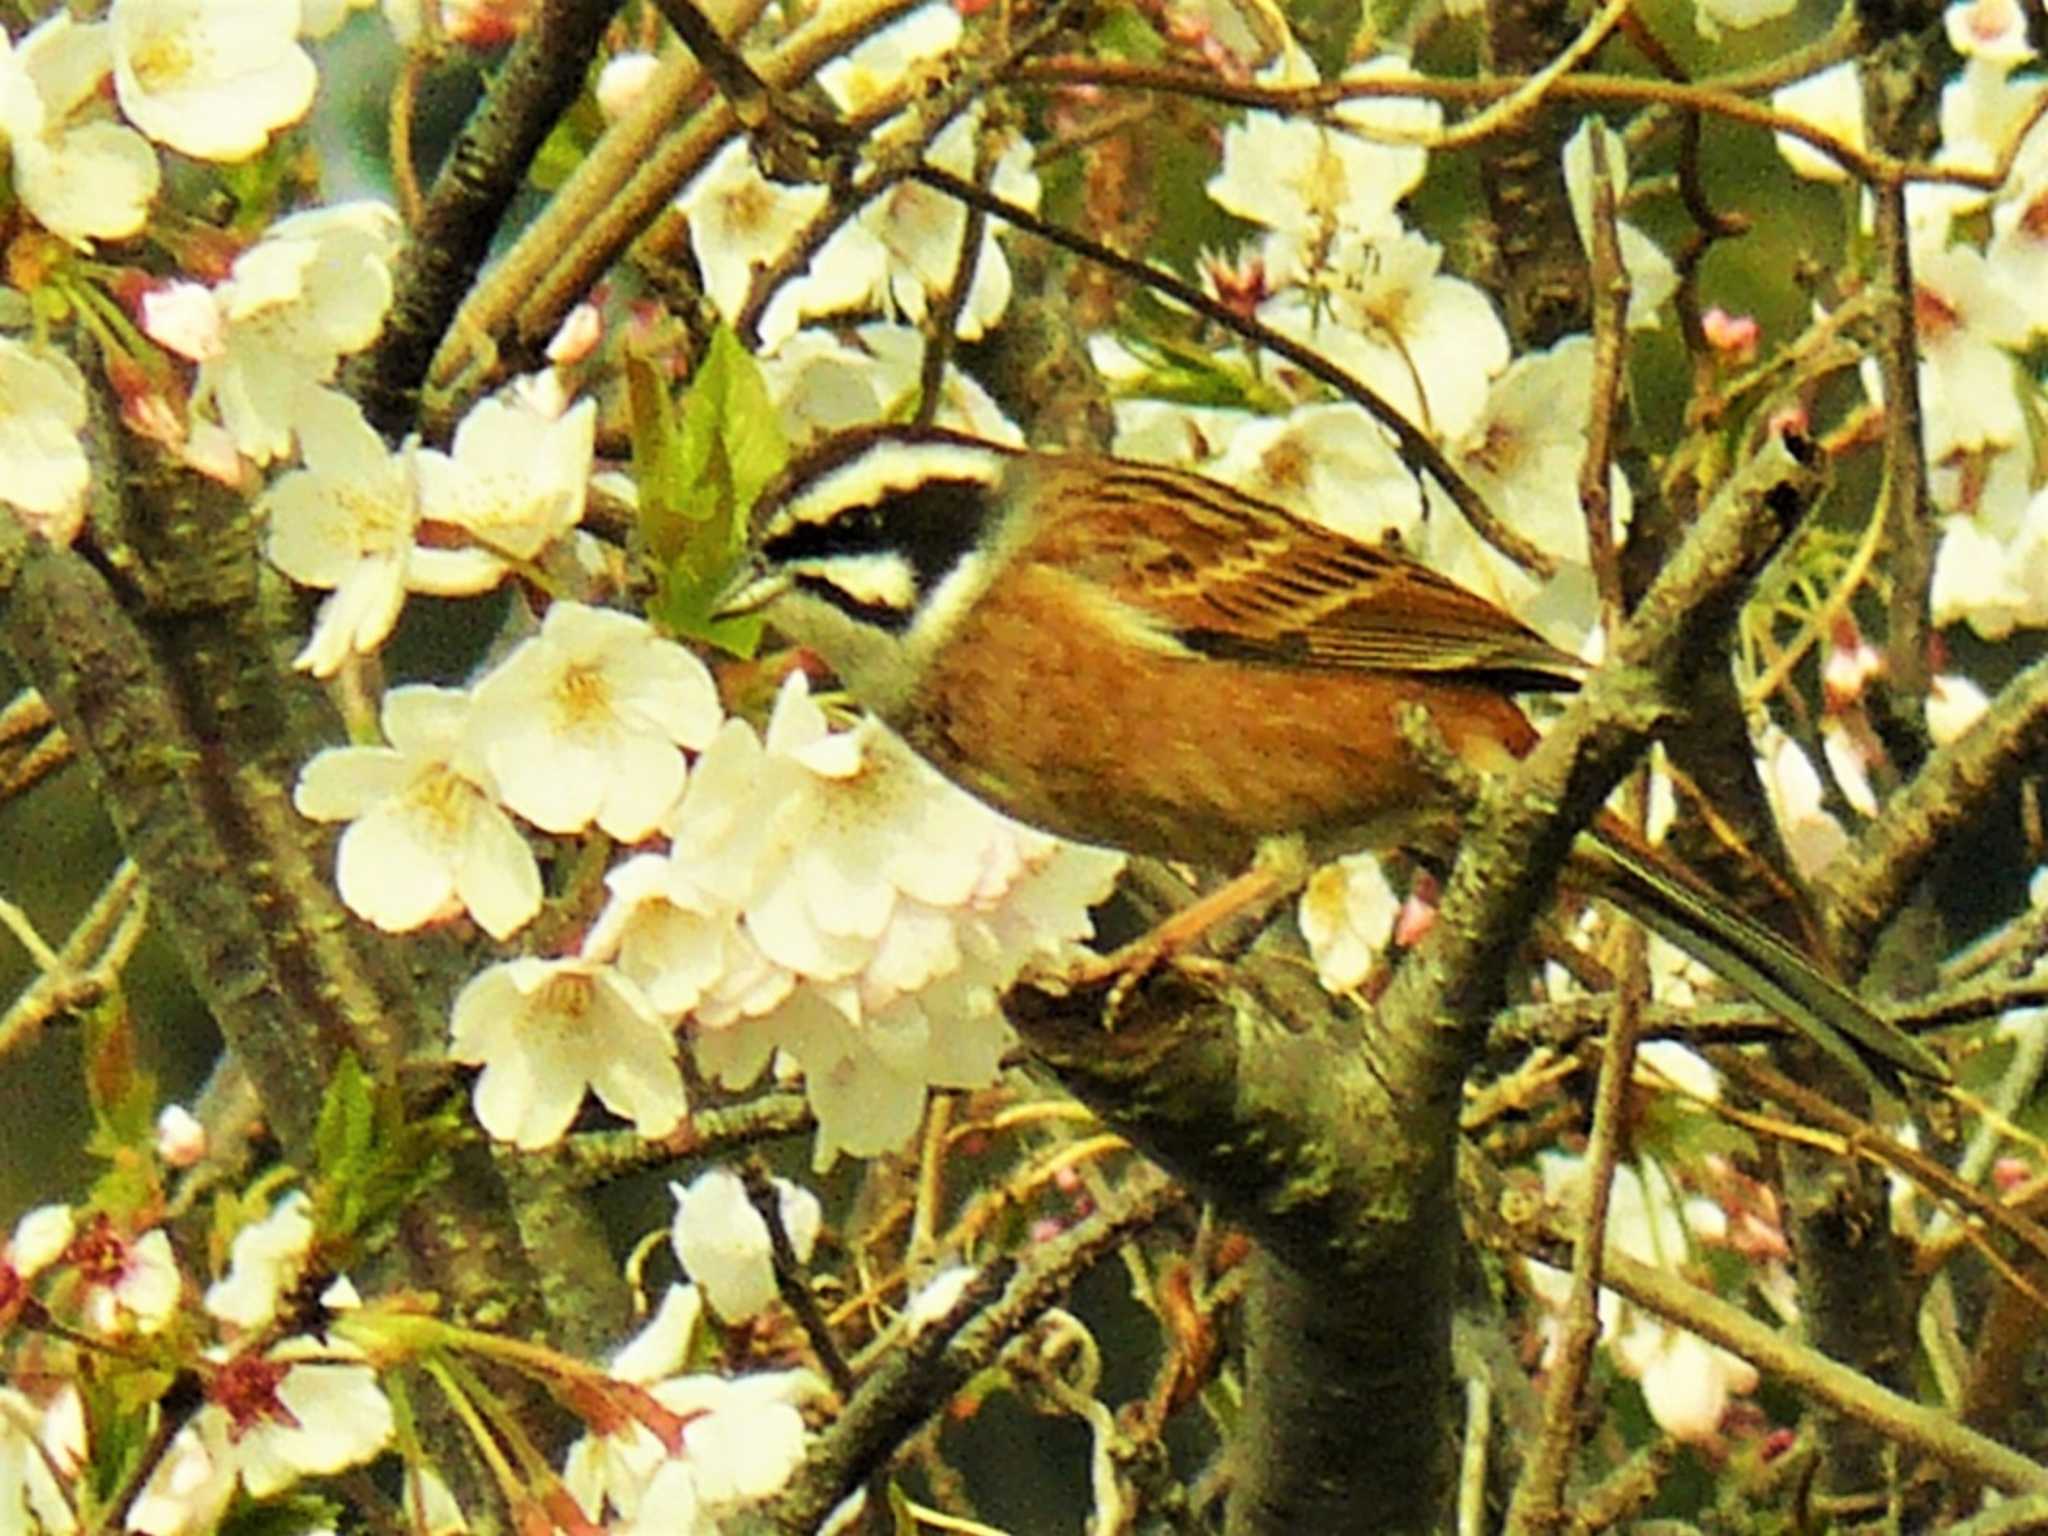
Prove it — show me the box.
[709,558,793,621]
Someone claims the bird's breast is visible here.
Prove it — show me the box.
[890,565,1542,867]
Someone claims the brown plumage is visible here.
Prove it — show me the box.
[719,426,1946,1094]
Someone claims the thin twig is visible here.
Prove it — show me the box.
[1713,1052,2048,1275]
[1503,927,1645,1531]
[0,861,148,1059]
[1866,166,1935,717]
[743,1156,856,1395]
[1010,59,2010,190]
[1434,0,1634,151]
[907,165,1555,580]
[913,133,995,428]
[350,0,626,433]
[1494,1218,2048,1496]
[1578,123,1632,621]
[542,1091,817,1190]
[391,48,427,227]
[908,1093,954,1274]
[752,1167,1184,1534]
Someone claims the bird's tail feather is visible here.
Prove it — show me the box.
[1573,824,1948,1097]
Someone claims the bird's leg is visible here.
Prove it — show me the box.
[1063,836,1314,1020]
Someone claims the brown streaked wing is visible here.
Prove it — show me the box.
[1054,457,1586,691]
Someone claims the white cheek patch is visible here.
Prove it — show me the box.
[794,550,919,613]
[905,550,989,649]
[780,441,1005,532]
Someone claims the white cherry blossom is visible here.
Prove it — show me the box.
[1208,402,1422,542]
[464,601,723,841]
[564,1283,821,1526]
[1261,229,1509,443]
[1695,0,1797,39]
[813,3,959,116]
[596,50,660,121]
[759,112,1039,348]
[128,1340,392,1533]
[677,140,831,326]
[1562,118,1677,330]
[110,0,319,162]
[0,337,91,543]
[415,390,597,570]
[0,1389,77,1536]
[669,1166,821,1322]
[233,1343,394,1498]
[294,685,543,940]
[1209,56,1438,282]
[1772,64,1865,182]
[678,674,1122,1166]
[4,1204,74,1282]
[1927,672,1992,745]
[74,1224,180,1336]
[192,202,402,465]
[260,391,441,676]
[450,956,686,1149]
[1913,243,2031,461]
[1947,0,2034,64]
[0,15,158,246]
[759,323,1024,446]
[202,1192,314,1332]
[1299,852,1401,994]
[582,850,743,1016]
[1530,1155,1760,1443]
[1755,725,1848,881]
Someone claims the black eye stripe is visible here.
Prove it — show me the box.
[762,476,993,599]
[791,572,917,634]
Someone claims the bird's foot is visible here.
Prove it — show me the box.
[1064,847,1308,1024]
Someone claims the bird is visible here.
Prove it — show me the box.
[713,423,1947,1094]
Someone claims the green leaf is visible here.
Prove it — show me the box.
[314,1053,377,1191]
[219,1492,346,1536]
[83,1367,170,1506]
[626,353,687,563]
[1093,3,1167,60]
[634,326,787,655]
[1110,322,1291,411]
[529,94,605,192]
[309,1053,457,1246]
[1638,1093,1757,1165]
[679,325,787,532]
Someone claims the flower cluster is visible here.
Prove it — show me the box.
[6,0,2042,1521]
[0,1177,839,1536]
[653,4,1039,449]
[1527,1125,1769,1445]
[563,1280,823,1532]
[1768,0,2048,653]
[0,1196,395,1536]
[295,596,1121,1162]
